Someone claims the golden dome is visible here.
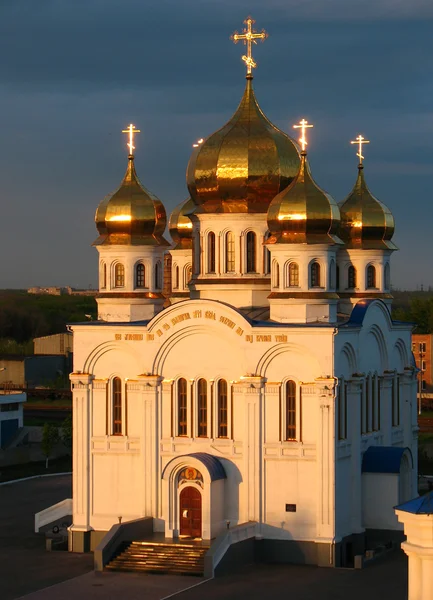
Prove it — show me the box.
[267,152,342,245]
[186,77,300,213]
[339,165,396,250]
[168,198,195,250]
[93,155,169,247]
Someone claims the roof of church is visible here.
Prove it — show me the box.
[362,446,411,474]
[395,491,433,515]
[187,453,227,481]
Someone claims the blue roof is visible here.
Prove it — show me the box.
[395,491,433,515]
[187,453,227,481]
[362,446,411,474]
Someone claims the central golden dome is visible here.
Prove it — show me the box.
[186,77,300,213]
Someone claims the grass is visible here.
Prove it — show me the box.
[0,455,72,483]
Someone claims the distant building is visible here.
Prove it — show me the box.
[0,355,70,388]
[412,334,433,408]
[27,286,97,297]
[0,389,26,449]
[34,333,73,357]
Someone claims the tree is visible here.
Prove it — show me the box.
[41,423,60,469]
[61,415,72,452]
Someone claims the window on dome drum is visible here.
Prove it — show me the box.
[177,378,187,436]
[112,377,122,435]
[217,379,228,438]
[173,265,179,289]
[336,265,340,290]
[366,265,376,289]
[384,263,391,290]
[135,263,145,288]
[101,263,106,289]
[197,379,207,437]
[114,263,125,288]
[185,264,192,287]
[289,262,299,287]
[273,261,280,288]
[348,265,357,289]
[285,380,296,441]
[246,231,257,273]
[207,232,216,273]
[225,232,235,272]
[310,262,321,288]
[337,379,347,440]
[154,262,162,289]
[329,259,336,289]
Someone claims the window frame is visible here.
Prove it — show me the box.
[114,263,125,288]
[348,265,357,289]
[225,231,235,273]
[112,377,122,435]
[310,261,321,288]
[366,264,376,289]
[217,379,228,438]
[197,378,208,437]
[207,232,216,274]
[246,231,257,273]
[288,262,299,287]
[135,263,145,288]
[177,378,188,437]
[284,380,297,441]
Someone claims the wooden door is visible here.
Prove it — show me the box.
[179,486,202,538]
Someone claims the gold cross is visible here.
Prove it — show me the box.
[293,119,314,153]
[122,123,141,156]
[231,17,268,76]
[351,134,370,165]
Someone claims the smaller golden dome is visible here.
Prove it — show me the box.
[339,165,396,250]
[93,155,169,247]
[168,198,195,250]
[267,152,342,245]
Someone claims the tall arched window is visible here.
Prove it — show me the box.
[101,262,107,289]
[264,232,271,274]
[246,231,256,273]
[112,377,122,435]
[310,262,321,288]
[384,263,390,290]
[289,262,299,287]
[336,265,340,290]
[225,232,235,272]
[285,380,296,441]
[173,265,179,289]
[154,262,161,289]
[197,379,207,437]
[273,260,280,288]
[207,232,216,273]
[329,259,336,289]
[114,263,125,288]
[178,378,187,436]
[184,264,192,287]
[348,265,357,289]
[217,379,228,438]
[367,265,376,289]
[135,263,145,288]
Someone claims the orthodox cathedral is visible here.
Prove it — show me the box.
[68,19,418,569]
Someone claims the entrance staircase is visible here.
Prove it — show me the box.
[105,540,209,576]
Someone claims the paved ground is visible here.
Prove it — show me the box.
[0,475,93,600]
[0,474,409,600]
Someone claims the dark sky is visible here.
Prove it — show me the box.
[1,0,432,290]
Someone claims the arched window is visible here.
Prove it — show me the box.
[329,259,336,289]
[197,379,207,437]
[217,379,228,438]
[285,380,296,441]
[173,265,179,289]
[367,265,376,289]
[184,264,192,287]
[207,232,216,273]
[154,262,161,289]
[112,377,122,435]
[384,263,390,290]
[246,231,256,273]
[336,265,340,290]
[273,260,280,288]
[101,262,107,289]
[348,265,357,289]
[289,262,299,287]
[310,262,321,288]
[264,232,271,274]
[225,232,235,272]
[178,378,187,436]
[135,263,145,288]
[114,263,125,288]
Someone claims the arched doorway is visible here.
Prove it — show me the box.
[179,487,202,538]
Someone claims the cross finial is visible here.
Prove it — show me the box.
[122,123,141,157]
[231,17,268,77]
[350,134,370,165]
[293,119,314,153]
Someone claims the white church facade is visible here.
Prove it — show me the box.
[68,19,418,568]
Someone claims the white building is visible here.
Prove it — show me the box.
[68,32,418,569]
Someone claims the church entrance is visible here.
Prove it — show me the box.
[179,486,202,538]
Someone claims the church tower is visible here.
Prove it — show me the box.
[185,18,300,309]
[266,121,343,323]
[337,136,397,315]
[168,197,194,303]
[93,124,169,322]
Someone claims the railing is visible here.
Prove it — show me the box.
[94,516,154,571]
[204,521,258,578]
[35,498,72,533]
